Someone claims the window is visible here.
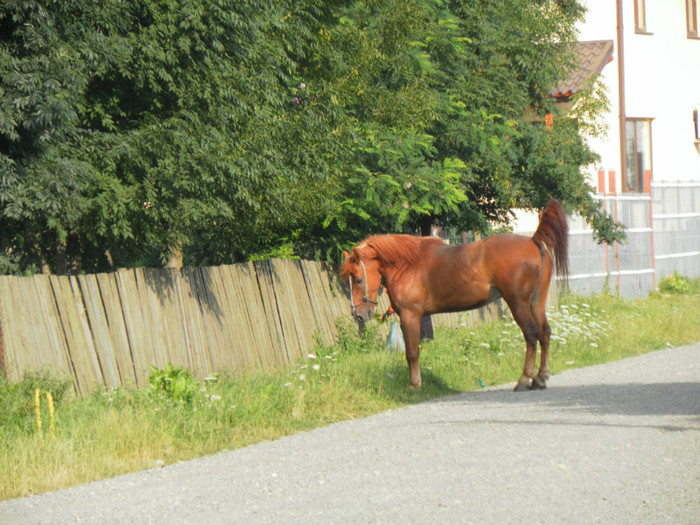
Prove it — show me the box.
[634,0,648,33]
[688,0,699,38]
[625,119,652,193]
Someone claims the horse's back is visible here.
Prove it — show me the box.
[454,233,537,263]
[481,232,539,254]
[386,233,548,316]
[479,233,550,292]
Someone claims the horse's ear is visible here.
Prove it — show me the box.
[342,250,350,259]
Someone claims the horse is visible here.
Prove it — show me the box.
[340,199,569,391]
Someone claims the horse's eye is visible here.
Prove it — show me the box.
[355,277,363,285]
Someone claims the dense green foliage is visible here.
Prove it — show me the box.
[0,0,620,273]
[658,271,693,294]
[148,363,199,404]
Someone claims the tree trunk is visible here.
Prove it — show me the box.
[165,245,183,269]
[418,214,433,237]
[55,241,67,275]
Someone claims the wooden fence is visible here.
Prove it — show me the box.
[0,259,505,396]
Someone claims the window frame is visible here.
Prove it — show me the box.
[688,0,699,39]
[624,118,653,194]
[634,0,651,34]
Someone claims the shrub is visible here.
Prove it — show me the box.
[658,271,691,295]
[147,363,199,404]
[0,370,71,433]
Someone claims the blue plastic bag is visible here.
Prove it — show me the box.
[385,318,406,352]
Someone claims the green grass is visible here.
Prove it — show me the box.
[2,279,700,500]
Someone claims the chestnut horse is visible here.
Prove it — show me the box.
[340,199,568,391]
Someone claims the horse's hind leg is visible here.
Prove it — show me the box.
[532,312,552,390]
[507,299,541,392]
[531,271,553,389]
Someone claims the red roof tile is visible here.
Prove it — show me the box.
[551,40,614,99]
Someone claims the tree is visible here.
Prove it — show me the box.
[300,0,622,259]
[0,0,347,272]
[0,0,621,273]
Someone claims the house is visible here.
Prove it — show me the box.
[551,39,614,113]
[578,0,700,191]
[512,1,700,297]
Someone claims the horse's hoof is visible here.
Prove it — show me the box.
[513,381,531,392]
[408,384,422,392]
[531,377,547,390]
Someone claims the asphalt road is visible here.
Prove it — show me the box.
[2,344,699,525]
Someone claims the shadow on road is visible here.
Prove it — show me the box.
[430,382,700,430]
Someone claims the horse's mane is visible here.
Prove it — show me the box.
[340,234,443,278]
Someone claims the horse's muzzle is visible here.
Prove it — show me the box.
[352,304,375,323]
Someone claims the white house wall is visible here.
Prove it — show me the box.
[578,0,700,189]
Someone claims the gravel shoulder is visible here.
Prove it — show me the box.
[2,344,699,525]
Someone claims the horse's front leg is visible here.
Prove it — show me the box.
[400,312,422,390]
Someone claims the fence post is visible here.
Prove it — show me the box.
[609,172,621,294]
[0,308,4,378]
[597,169,606,193]
[645,171,656,290]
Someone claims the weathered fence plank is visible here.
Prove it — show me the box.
[14,276,44,373]
[32,276,72,380]
[177,268,212,377]
[95,272,137,387]
[253,260,293,365]
[48,275,102,395]
[133,268,168,370]
[77,274,121,390]
[207,265,252,373]
[269,259,313,362]
[186,267,226,374]
[0,277,19,379]
[224,263,273,371]
[115,269,152,387]
[298,260,340,346]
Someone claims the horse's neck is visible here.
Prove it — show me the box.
[377,251,420,287]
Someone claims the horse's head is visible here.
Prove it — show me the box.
[340,246,383,323]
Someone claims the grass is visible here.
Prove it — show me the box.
[2,278,700,501]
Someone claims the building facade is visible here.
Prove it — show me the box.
[579,0,700,191]
[509,1,700,297]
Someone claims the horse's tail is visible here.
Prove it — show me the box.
[532,199,569,282]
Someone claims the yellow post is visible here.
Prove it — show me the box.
[34,388,42,434]
[46,392,55,438]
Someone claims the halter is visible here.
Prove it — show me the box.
[348,259,379,317]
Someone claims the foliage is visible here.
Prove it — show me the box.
[0,0,346,271]
[0,0,620,273]
[0,370,71,434]
[658,271,692,295]
[148,363,198,404]
[308,0,622,253]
